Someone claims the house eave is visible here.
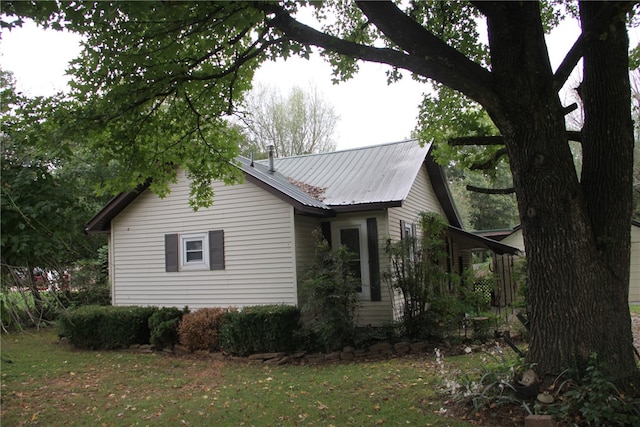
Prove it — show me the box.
[424,153,463,229]
[330,201,403,213]
[85,180,151,235]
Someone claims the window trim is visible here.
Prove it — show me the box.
[180,232,210,270]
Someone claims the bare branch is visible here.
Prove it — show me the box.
[466,185,515,194]
[260,2,501,111]
[449,136,504,146]
[566,130,582,143]
[469,147,508,170]
[553,1,635,92]
[449,131,582,146]
[563,102,578,115]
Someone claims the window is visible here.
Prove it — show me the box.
[400,220,417,261]
[181,233,209,270]
[165,230,225,272]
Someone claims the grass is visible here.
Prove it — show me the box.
[630,304,640,314]
[1,327,478,426]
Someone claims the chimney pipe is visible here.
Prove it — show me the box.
[267,145,275,173]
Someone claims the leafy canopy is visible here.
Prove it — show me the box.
[1,70,108,270]
[0,0,509,207]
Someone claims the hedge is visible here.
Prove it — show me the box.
[219,305,301,356]
[58,305,157,350]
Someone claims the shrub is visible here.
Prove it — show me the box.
[536,354,640,426]
[58,305,157,349]
[440,344,532,421]
[299,230,361,352]
[178,307,231,352]
[149,306,188,350]
[220,305,301,356]
[384,212,451,339]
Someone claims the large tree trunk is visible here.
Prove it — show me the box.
[576,0,637,385]
[485,2,638,386]
[269,0,639,388]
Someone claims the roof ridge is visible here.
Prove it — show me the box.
[259,138,420,161]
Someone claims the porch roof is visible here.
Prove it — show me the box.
[448,225,522,256]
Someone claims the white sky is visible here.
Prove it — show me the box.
[1,15,633,151]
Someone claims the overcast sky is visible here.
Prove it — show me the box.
[1,15,633,150]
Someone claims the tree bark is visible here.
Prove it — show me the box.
[575,0,637,385]
[484,1,638,386]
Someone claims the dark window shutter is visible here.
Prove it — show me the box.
[321,222,332,246]
[165,234,179,272]
[209,230,225,270]
[367,218,381,301]
[400,220,406,239]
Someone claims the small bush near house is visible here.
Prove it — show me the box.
[58,305,157,349]
[148,306,188,350]
[219,305,301,356]
[299,230,361,352]
[178,307,232,352]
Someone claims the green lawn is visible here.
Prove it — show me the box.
[1,328,478,426]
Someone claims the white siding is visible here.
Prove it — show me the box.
[630,224,640,303]
[294,212,392,327]
[501,229,525,252]
[386,166,449,322]
[388,166,445,240]
[294,216,321,281]
[111,171,297,309]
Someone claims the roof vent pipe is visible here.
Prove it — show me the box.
[267,145,275,173]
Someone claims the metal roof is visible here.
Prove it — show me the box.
[86,139,466,234]
[258,140,431,207]
[236,156,332,215]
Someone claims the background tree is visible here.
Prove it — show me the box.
[415,88,520,231]
[3,1,638,388]
[238,83,338,158]
[1,69,112,323]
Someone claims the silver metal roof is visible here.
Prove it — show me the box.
[257,139,432,207]
[236,156,331,213]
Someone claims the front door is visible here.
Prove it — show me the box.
[331,220,370,299]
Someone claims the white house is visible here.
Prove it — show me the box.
[86,140,519,326]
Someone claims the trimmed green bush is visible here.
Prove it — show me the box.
[177,307,232,352]
[220,305,301,356]
[58,305,157,349]
[149,306,188,350]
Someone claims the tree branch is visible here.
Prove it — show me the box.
[260,2,501,112]
[449,136,504,146]
[563,102,578,115]
[466,185,515,194]
[552,1,634,92]
[355,1,498,108]
[566,130,582,143]
[449,130,582,146]
[469,147,508,170]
